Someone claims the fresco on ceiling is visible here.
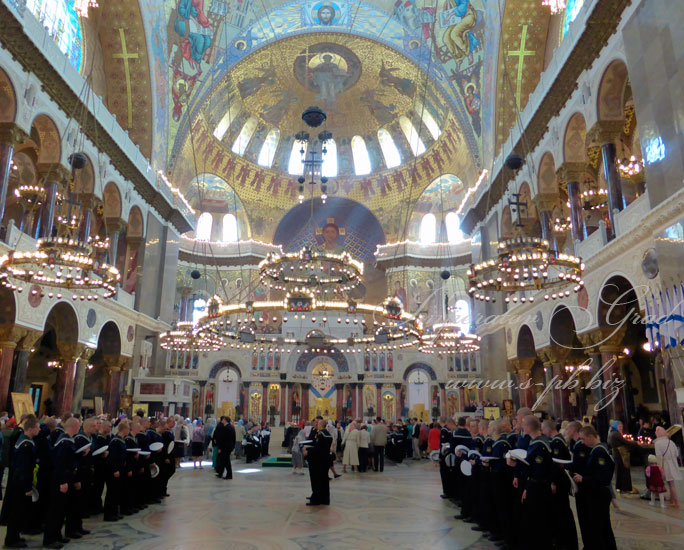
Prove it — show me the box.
[407,174,466,239]
[141,0,170,171]
[163,0,486,167]
[184,173,250,236]
[273,197,387,302]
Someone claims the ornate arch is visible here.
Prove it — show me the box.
[295,348,349,373]
[208,360,242,380]
[403,362,437,381]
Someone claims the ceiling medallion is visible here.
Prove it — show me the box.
[258,246,363,297]
[419,323,481,355]
[467,236,584,303]
[0,216,119,302]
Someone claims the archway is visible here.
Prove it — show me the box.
[514,324,539,410]
[211,362,241,420]
[83,321,122,415]
[406,367,431,422]
[27,302,79,416]
[30,114,61,164]
[0,67,17,122]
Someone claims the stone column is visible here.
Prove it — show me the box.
[335,384,343,421]
[198,380,206,419]
[261,382,268,423]
[395,384,403,420]
[54,342,86,416]
[105,218,126,270]
[285,383,291,423]
[241,382,250,421]
[587,121,624,239]
[280,383,287,425]
[71,347,96,414]
[439,383,446,418]
[122,236,144,292]
[301,383,310,421]
[11,330,41,394]
[557,163,588,246]
[36,164,69,240]
[376,384,382,419]
[77,193,99,243]
[458,387,466,412]
[0,123,28,230]
[533,193,560,253]
[348,383,357,421]
[0,340,17,410]
[512,357,536,409]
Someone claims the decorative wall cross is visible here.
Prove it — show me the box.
[112,28,139,129]
[507,25,535,111]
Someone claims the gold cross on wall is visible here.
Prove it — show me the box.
[113,28,139,129]
[507,24,535,111]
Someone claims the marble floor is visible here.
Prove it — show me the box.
[2,458,684,550]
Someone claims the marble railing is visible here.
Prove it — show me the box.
[614,192,650,237]
[576,221,608,261]
[375,240,472,261]
[179,235,282,258]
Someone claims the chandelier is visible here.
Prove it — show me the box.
[0,172,119,300]
[541,0,566,14]
[419,323,481,355]
[159,322,223,353]
[553,216,572,232]
[258,246,363,297]
[467,236,584,303]
[295,106,333,203]
[195,293,422,353]
[617,155,644,178]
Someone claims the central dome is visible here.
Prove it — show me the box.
[199,33,449,177]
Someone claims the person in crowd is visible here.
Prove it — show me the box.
[386,423,405,463]
[573,425,618,550]
[428,422,441,454]
[243,425,261,464]
[261,423,272,457]
[607,420,639,494]
[191,420,205,469]
[303,419,333,506]
[90,419,111,512]
[654,425,682,507]
[645,454,667,508]
[3,415,39,549]
[358,424,370,472]
[204,417,216,459]
[411,418,421,460]
[326,421,341,478]
[291,426,307,475]
[234,420,245,460]
[342,422,360,473]
[103,419,128,522]
[172,417,189,468]
[370,417,388,472]
[214,417,236,479]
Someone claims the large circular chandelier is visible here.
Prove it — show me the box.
[159,322,224,353]
[195,293,422,352]
[467,237,584,303]
[419,323,481,355]
[258,247,363,297]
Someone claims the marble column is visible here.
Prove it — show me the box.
[198,380,206,419]
[77,193,98,243]
[106,367,122,415]
[376,384,382,419]
[0,123,27,230]
[261,382,268,423]
[0,341,17,410]
[105,218,126,269]
[439,383,446,419]
[71,358,88,414]
[599,347,626,424]
[10,329,41,395]
[557,163,588,246]
[534,194,560,253]
[285,383,291,423]
[301,383,310,421]
[54,360,77,416]
[395,384,402,420]
[280,384,287,425]
[335,384,343,421]
[349,383,357,421]
[458,387,466,412]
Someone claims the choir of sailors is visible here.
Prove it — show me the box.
[1,413,179,549]
[440,409,618,550]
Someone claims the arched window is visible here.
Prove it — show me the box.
[453,299,470,334]
[27,0,83,71]
[400,116,426,156]
[419,213,436,244]
[377,128,402,168]
[351,135,371,176]
[231,116,257,155]
[445,212,464,243]
[413,100,441,140]
[288,140,306,175]
[222,214,238,242]
[213,100,243,140]
[321,139,338,178]
[195,212,213,241]
[563,0,585,36]
[257,128,280,167]
[192,298,207,326]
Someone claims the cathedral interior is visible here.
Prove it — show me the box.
[0,0,682,473]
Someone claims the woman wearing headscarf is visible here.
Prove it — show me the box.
[607,420,639,494]
[342,422,360,473]
[654,425,682,507]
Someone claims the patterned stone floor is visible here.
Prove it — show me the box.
[2,458,684,549]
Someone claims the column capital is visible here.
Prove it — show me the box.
[56,341,88,362]
[0,122,29,146]
[509,356,535,375]
[0,325,37,348]
[586,120,624,148]
[532,193,560,213]
[539,345,571,365]
[105,217,127,234]
[37,163,71,184]
[77,346,97,364]
[77,192,102,211]
[556,162,588,185]
[16,328,42,352]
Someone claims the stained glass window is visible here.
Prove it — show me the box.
[321,138,338,178]
[192,298,207,326]
[26,0,83,71]
[222,214,238,242]
[213,100,243,141]
[414,100,441,140]
[231,116,257,156]
[453,299,470,334]
[563,0,584,37]
[399,116,426,156]
[351,135,371,176]
[195,212,213,241]
[257,128,280,167]
[377,128,401,168]
[419,213,436,244]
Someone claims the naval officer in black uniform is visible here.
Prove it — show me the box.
[303,419,333,506]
